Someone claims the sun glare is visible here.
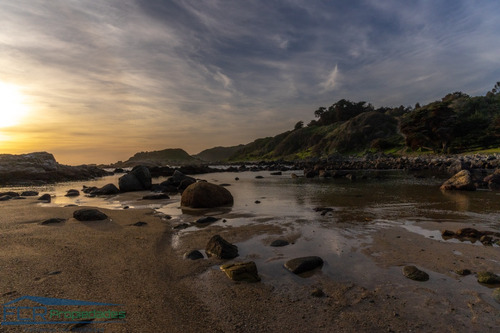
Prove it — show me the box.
[0,81,30,129]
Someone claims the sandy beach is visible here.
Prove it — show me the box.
[1,188,499,333]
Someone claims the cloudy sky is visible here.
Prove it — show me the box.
[0,0,499,164]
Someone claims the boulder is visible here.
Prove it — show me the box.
[195,216,219,224]
[440,170,476,191]
[118,165,152,192]
[21,191,39,196]
[205,235,238,259]
[65,189,80,197]
[284,256,324,274]
[41,218,66,225]
[73,209,108,221]
[181,182,233,208]
[477,271,500,284]
[0,195,12,201]
[184,250,204,260]
[484,169,500,190]
[402,265,429,281]
[92,183,120,195]
[38,194,51,202]
[161,170,196,188]
[270,239,289,247]
[220,262,260,282]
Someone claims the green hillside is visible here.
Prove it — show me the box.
[229,83,500,161]
[193,145,245,162]
[121,148,200,166]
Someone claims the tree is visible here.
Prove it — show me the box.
[294,121,304,130]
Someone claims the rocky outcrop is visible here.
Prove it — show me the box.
[205,235,238,259]
[477,272,500,284]
[220,262,260,282]
[181,182,233,208]
[440,170,476,191]
[484,169,500,190]
[83,183,120,195]
[119,165,152,192]
[0,152,110,185]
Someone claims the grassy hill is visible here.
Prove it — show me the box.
[118,148,200,166]
[193,145,245,162]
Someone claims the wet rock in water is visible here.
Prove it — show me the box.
[441,230,456,237]
[184,250,204,260]
[311,288,325,297]
[235,177,239,181]
[0,195,12,201]
[440,170,476,191]
[484,169,500,190]
[0,191,19,197]
[219,183,231,187]
[254,200,261,204]
[132,221,147,226]
[284,256,324,274]
[477,271,500,284]
[402,265,429,281]
[255,175,264,179]
[92,183,120,195]
[195,216,219,224]
[21,191,39,196]
[38,194,51,202]
[142,193,170,200]
[314,207,334,216]
[173,223,190,230]
[206,235,239,259]
[119,165,152,192]
[181,182,233,208]
[65,189,80,197]
[220,261,260,282]
[493,288,500,304]
[41,218,66,225]
[73,209,108,221]
[454,269,472,276]
[270,171,282,176]
[270,239,289,247]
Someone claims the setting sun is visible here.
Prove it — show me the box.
[0,81,30,129]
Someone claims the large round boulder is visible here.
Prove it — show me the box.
[181,182,233,208]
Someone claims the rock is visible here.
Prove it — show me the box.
[270,171,282,176]
[477,271,500,284]
[270,239,289,247]
[161,170,196,188]
[493,288,500,304]
[41,218,66,225]
[205,235,239,259]
[184,250,204,260]
[38,194,51,202]
[142,194,170,200]
[219,183,231,187]
[173,223,190,230]
[484,169,500,190]
[254,200,261,204]
[65,189,80,197]
[402,265,429,281]
[132,221,147,226]
[441,230,455,237]
[21,191,39,196]
[73,209,108,221]
[0,191,19,197]
[92,183,120,195]
[195,216,219,224]
[118,165,152,192]
[235,177,239,181]
[311,288,325,297]
[220,262,260,282]
[181,182,234,208]
[0,195,12,201]
[284,256,324,274]
[454,269,472,276]
[440,170,476,191]
[178,178,196,193]
[291,173,298,179]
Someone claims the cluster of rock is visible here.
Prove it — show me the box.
[0,152,110,185]
[441,228,500,246]
[439,169,500,191]
[0,190,39,201]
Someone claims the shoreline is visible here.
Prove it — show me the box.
[1,186,500,332]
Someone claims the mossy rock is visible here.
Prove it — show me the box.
[220,262,260,282]
[402,265,429,281]
[477,271,500,284]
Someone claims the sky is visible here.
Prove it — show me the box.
[0,0,499,165]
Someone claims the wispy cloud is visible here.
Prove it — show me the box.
[0,0,499,163]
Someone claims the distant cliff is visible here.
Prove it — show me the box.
[0,152,109,185]
[115,148,200,167]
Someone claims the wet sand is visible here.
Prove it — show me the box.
[1,196,500,332]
